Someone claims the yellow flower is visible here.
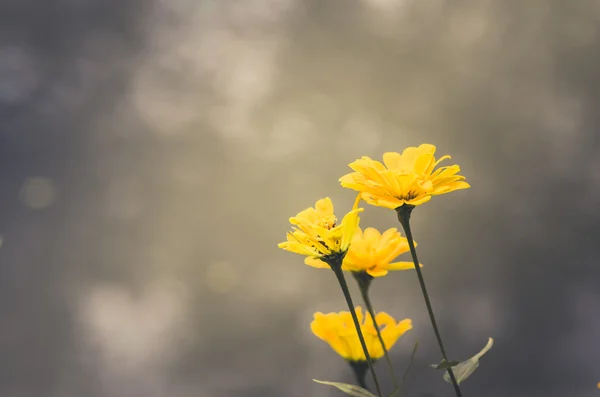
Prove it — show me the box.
[343,227,420,277]
[339,144,470,209]
[278,197,364,267]
[311,307,412,362]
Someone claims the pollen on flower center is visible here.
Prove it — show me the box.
[397,191,416,200]
[320,216,337,230]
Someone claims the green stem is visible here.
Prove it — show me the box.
[353,271,399,390]
[329,260,383,397]
[348,361,369,390]
[396,205,463,397]
[401,338,419,385]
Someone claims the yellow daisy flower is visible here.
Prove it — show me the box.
[311,307,412,362]
[343,227,420,277]
[339,144,470,209]
[278,197,363,267]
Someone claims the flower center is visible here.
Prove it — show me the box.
[399,189,418,201]
[319,216,337,230]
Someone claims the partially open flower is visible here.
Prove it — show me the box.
[311,307,412,362]
[339,144,470,209]
[343,227,421,277]
[278,197,363,267]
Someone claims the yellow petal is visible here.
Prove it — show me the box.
[398,147,422,171]
[305,257,331,269]
[362,227,381,249]
[366,268,389,277]
[386,261,421,270]
[352,193,362,210]
[381,318,413,350]
[377,228,403,251]
[352,226,364,241]
[394,173,416,196]
[348,159,389,186]
[340,175,385,197]
[413,153,436,175]
[378,241,410,264]
[432,154,452,170]
[379,170,403,196]
[405,194,432,206]
[370,195,405,209]
[417,143,437,155]
[279,241,319,256]
[383,152,402,170]
[340,208,364,251]
[448,181,471,190]
[311,317,352,359]
[315,197,334,217]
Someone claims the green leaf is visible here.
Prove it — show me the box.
[430,359,460,370]
[313,380,378,397]
[442,337,494,385]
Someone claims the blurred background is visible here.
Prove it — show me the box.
[1,0,600,396]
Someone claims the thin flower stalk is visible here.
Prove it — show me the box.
[397,205,463,397]
[353,271,399,389]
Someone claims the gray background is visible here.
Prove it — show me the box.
[1,0,600,396]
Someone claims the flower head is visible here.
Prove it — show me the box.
[339,144,470,209]
[311,307,412,362]
[278,197,363,267]
[343,227,420,277]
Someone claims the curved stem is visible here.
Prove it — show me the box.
[401,338,419,385]
[330,264,383,397]
[353,271,399,390]
[396,206,463,397]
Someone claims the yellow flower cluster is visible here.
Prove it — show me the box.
[278,143,469,365]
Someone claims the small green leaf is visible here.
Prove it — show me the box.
[313,379,378,397]
[442,337,494,385]
[430,359,460,370]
